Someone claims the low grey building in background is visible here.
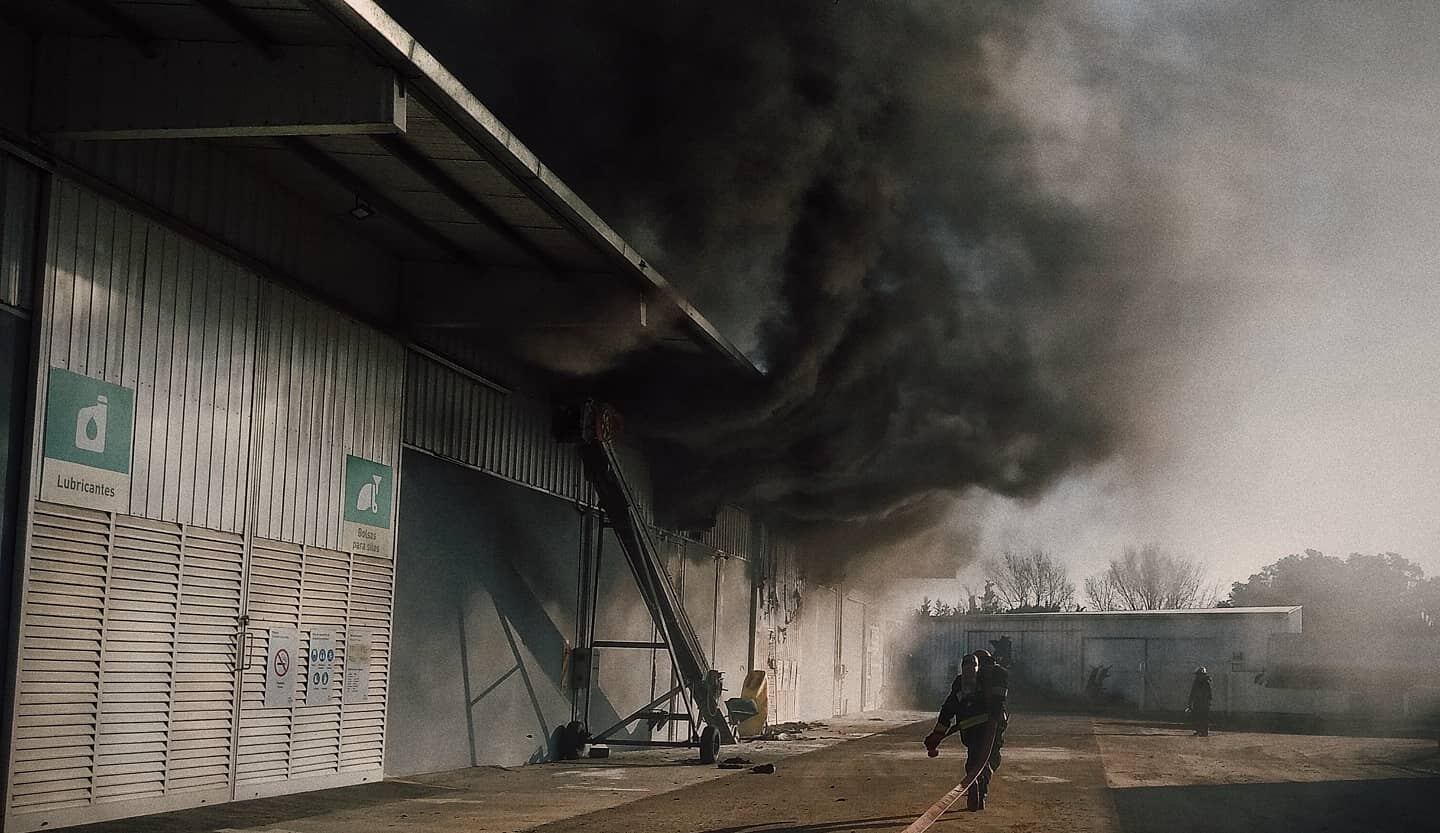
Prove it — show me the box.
[904,607,1308,714]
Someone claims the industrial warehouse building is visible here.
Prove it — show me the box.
[0,3,890,831]
[903,607,1336,715]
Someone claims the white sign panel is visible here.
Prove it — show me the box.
[343,627,371,704]
[305,631,336,706]
[264,626,298,708]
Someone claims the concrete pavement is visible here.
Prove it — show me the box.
[60,711,1440,833]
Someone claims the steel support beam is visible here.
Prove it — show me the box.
[191,0,281,59]
[591,684,688,743]
[33,38,404,139]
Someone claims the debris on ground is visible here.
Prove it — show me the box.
[718,756,755,769]
[756,721,819,741]
[750,763,776,774]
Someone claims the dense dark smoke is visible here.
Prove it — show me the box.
[386,1,1176,565]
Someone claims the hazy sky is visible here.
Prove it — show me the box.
[961,0,1440,593]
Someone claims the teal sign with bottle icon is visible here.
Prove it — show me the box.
[341,454,393,557]
[40,368,135,512]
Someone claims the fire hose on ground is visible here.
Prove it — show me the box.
[903,717,1000,833]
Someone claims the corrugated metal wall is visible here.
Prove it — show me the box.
[41,180,260,532]
[250,288,404,550]
[686,505,752,559]
[404,349,756,555]
[9,175,405,832]
[403,350,587,504]
[909,614,1309,712]
[55,139,396,323]
[38,178,405,543]
[0,151,40,310]
[235,540,392,795]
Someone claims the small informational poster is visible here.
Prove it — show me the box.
[305,631,336,706]
[39,368,136,513]
[343,627,371,704]
[264,626,299,708]
[341,455,394,557]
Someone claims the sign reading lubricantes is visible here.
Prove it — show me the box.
[39,368,136,513]
[264,626,299,708]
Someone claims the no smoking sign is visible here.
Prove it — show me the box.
[264,627,299,708]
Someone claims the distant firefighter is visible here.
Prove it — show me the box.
[1187,666,1213,737]
[923,650,1009,811]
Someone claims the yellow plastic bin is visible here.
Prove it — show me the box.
[738,670,769,737]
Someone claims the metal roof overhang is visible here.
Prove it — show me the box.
[2,0,759,389]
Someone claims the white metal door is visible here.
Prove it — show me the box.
[233,539,391,799]
[6,503,245,833]
[862,624,881,711]
[839,597,864,715]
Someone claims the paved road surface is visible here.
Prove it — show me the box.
[529,714,1437,833]
[66,712,1440,833]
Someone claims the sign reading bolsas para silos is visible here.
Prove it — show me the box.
[341,453,393,557]
[40,368,135,513]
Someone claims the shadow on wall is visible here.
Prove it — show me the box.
[1109,777,1438,833]
[390,450,632,774]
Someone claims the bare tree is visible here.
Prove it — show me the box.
[983,549,1076,612]
[1085,545,1215,610]
[1082,574,1121,611]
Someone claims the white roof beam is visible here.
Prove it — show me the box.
[32,37,404,140]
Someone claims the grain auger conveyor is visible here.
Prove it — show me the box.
[556,400,738,763]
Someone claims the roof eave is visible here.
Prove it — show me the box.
[306,0,761,378]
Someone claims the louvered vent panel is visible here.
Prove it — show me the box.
[340,554,391,771]
[169,526,243,793]
[235,539,302,787]
[9,503,109,813]
[93,516,181,803]
[291,549,348,777]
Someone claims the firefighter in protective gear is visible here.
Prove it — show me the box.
[922,650,1009,811]
[1187,667,1212,736]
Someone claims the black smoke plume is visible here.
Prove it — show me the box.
[385,1,1172,567]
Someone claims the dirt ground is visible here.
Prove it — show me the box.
[66,711,1440,833]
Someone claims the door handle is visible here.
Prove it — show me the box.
[237,614,255,671]
[241,630,255,671]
